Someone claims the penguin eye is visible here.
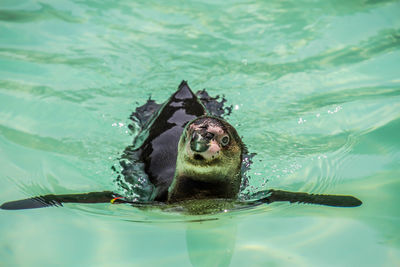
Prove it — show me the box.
[220,135,230,146]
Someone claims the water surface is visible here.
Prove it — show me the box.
[1,0,400,266]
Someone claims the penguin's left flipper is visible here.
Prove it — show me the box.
[0,191,123,210]
[250,189,362,207]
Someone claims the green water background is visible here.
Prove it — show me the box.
[1,0,399,266]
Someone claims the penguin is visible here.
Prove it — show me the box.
[0,81,362,213]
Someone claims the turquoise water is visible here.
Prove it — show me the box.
[1,0,400,265]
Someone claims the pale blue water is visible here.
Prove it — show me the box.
[1,0,400,266]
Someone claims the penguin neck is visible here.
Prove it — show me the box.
[167,174,239,203]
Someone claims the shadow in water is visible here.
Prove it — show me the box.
[185,219,237,267]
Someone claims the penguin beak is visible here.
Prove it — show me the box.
[190,131,213,153]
